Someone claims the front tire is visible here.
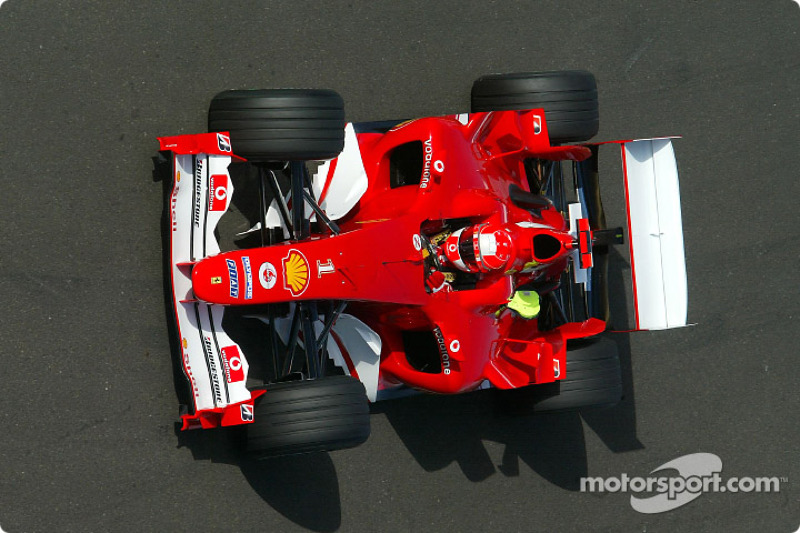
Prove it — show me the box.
[496,337,622,413]
[246,375,370,458]
[471,70,599,143]
[208,89,345,162]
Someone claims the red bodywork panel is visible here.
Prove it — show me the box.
[189,110,602,395]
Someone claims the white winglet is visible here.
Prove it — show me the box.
[330,314,381,401]
[312,123,369,220]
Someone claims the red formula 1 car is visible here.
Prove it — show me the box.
[159,71,687,457]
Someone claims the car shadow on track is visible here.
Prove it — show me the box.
[373,384,641,488]
[174,424,343,532]
[373,247,644,487]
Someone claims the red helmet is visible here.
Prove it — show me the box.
[444,224,514,273]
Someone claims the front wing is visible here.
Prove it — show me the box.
[160,133,262,429]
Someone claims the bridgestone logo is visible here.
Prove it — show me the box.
[203,335,223,405]
[193,158,204,227]
[217,133,231,152]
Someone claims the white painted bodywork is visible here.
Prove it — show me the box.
[329,314,382,402]
[170,153,251,410]
[312,123,369,220]
[622,138,687,330]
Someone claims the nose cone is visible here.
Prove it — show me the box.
[191,256,240,304]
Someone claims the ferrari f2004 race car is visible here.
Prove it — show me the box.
[159,71,687,457]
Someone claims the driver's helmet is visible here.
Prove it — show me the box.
[443,224,513,273]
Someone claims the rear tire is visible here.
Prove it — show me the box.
[471,70,599,143]
[496,337,622,413]
[246,375,370,458]
[208,89,345,162]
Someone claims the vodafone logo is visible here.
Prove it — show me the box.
[258,262,277,289]
[208,174,228,211]
[215,186,227,201]
[221,346,244,383]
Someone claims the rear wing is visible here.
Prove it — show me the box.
[619,138,687,330]
[563,137,687,331]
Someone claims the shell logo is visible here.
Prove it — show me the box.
[282,249,310,296]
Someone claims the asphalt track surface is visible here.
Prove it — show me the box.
[1,1,799,532]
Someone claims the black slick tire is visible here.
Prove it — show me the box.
[246,375,370,458]
[471,70,599,143]
[208,89,345,162]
